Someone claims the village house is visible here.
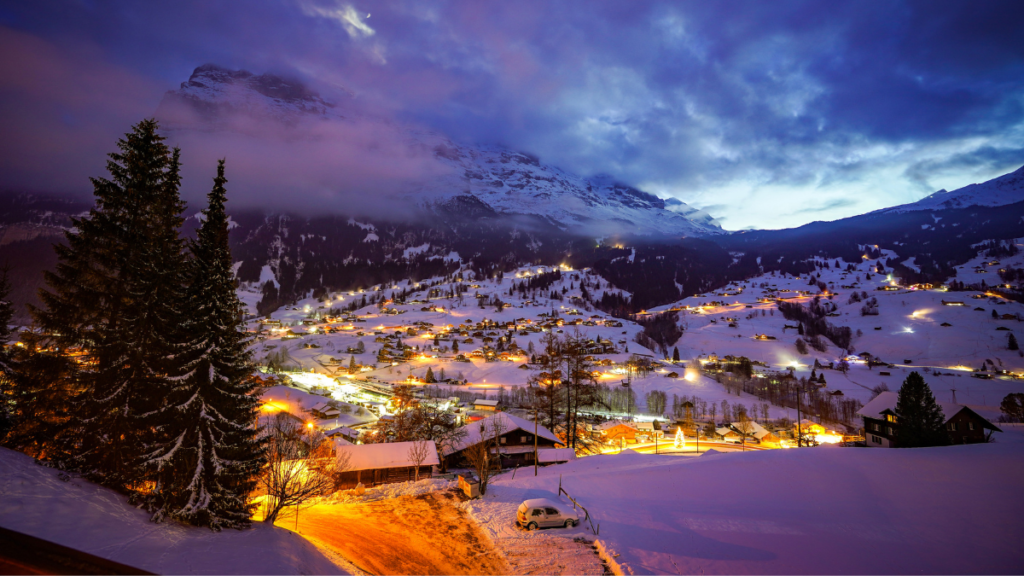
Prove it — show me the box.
[595,420,638,443]
[474,399,499,411]
[635,422,664,442]
[857,391,1002,447]
[444,412,566,468]
[334,441,440,489]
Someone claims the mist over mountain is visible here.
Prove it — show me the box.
[156,65,722,237]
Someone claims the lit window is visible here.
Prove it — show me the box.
[969,422,975,431]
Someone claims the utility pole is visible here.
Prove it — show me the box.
[534,403,539,476]
[796,385,803,448]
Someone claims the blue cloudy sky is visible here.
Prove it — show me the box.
[0,0,1022,229]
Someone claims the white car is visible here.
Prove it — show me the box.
[516,498,580,530]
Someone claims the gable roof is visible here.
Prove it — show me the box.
[596,420,638,431]
[857,391,1002,430]
[338,441,439,471]
[446,412,562,455]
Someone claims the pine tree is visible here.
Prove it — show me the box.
[674,428,685,449]
[425,367,436,383]
[1009,333,1019,351]
[0,266,15,440]
[33,119,188,491]
[895,371,947,448]
[349,355,357,374]
[672,347,680,363]
[146,159,264,529]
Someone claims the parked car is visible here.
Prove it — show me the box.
[516,498,579,530]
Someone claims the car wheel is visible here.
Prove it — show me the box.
[565,520,574,528]
[527,522,538,531]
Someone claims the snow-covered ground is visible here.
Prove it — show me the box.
[244,245,1024,427]
[0,447,347,575]
[470,430,1024,575]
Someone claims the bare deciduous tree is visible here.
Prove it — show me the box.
[464,416,507,495]
[735,410,756,452]
[407,439,432,481]
[258,413,346,523]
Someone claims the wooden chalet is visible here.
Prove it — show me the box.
[595,420,638,443]
[857,391,1002,447]
[444,412,565,468]
[334,441,440,489]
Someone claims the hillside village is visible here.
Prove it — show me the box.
[241,238,1024,462]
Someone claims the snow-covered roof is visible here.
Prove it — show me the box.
[728,421,769,436]
[857,392,899,420]
[338,441,439,471]
[596,420,637,431]
[446,412,561,455]
[474,399,499,407]
[538,447,577,463]
[857,391,997,426]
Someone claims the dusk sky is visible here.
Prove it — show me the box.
[1,0,1022,229]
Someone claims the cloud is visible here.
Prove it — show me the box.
[299,1,375,39]
[1,0,1023,230]
[0,26,164,194]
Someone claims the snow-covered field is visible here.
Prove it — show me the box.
[0,448,346,575]
[470,429,1024,575]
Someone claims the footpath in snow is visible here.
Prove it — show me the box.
[471,434,1024,575]
[0,448,346,575]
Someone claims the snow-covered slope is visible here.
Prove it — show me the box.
[156,65,722,237]
[881,164,1024,213]
[471,440,1024,575]
[0,447,347,575]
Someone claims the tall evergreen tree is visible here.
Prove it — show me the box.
[0,266,15,440]
[33,119,188,491]
[895,371,947,448]
[146,160,264,529]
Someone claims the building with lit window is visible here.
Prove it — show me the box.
[858,392,1001,447]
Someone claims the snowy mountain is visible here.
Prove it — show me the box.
[156,65,722,237]
[879,164,1024,213]
[157,63,338,125]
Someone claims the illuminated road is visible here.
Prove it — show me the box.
[271,492,508,576]
[598,439,773,455]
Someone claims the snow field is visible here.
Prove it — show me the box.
[471,439,1024,575]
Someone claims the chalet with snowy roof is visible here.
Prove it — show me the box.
[714,426,740,442]
[857,391,1001,448]
[474,399,499,411]
[635,421,664,441]
[444,412,566,468]
[334,441,440,489]
[595,420,638,443]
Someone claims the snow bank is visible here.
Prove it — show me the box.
[0,448,346,575]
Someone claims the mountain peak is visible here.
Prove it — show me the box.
[157,64,333,126]
[880,164,1024,214]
